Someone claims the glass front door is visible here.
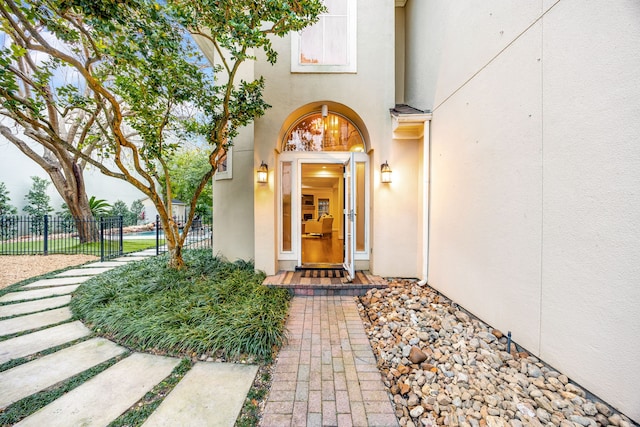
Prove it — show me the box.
[343,154,355,279]
[300,163,344,266]
[278,152,369,271]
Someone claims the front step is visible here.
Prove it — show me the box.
[263,270,388,296]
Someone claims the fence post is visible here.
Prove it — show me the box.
[100,217,105,262]
[43,215,49,255]
[119,215,123,255]
[156,215,160,256]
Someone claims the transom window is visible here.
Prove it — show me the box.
[291,0,357,73]
[283,113,365,152]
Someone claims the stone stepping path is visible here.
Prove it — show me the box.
[143,362,258,427]
[56,267,114,276]
[0,251,260,426]
[0,321,90,364]
[23,276,91,288]
[16,353,179,427]
[0,338,125,409]
[0,307,71,336]
[82,261,129,268]
[0,285,80,303]
[133,249,159,256]
[0,295,71,318]
[113,256,150,262]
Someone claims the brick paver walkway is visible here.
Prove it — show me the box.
[261,296,398,427]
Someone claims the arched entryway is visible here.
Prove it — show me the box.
[276,102,371,275]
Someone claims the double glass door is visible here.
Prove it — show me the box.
[279,152,369,274]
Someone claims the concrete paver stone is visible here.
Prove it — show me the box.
[143,362,258,427]
[55,267,114,277]
[0,338,125,409]
[0,295,71,318]
[112,256,149,262]
[23,276,91,288]
[0,307,72,337]
[133,249,158,256]
[0,285,80,303]
[82,261,129,268]
[0,321,90,364]
[16,353,180,427]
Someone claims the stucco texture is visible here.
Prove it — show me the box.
[410,0,640,421]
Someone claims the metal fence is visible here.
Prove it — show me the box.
[153,214,213,255]
[0,214,212,261]
[0,215,123,261]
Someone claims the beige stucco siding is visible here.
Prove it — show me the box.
[539,2,640,420]
[427,17,544,356]
[211,55,256,262]
[406,0,640,421]
[253,0,417,277]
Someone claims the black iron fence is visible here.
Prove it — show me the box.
[0,214,212,261]
[0,215,123,261]
[152,214,213,255]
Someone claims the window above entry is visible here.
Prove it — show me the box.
[291,0,357,73]
[283,112,365,152]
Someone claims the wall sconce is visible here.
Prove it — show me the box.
[381,161,392,183]
[257,162,268,183]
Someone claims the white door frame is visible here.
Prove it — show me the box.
[343,153,356,279]
[277,151,370,269]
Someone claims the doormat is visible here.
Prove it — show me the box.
[299,269,346,279]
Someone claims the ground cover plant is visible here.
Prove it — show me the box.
[71,250,291,360]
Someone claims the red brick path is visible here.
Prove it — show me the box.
[260,296,398,427]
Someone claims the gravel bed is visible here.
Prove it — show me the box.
[357,280,635,427]
[0,255,98,289]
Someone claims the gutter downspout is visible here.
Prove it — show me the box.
[418,119,431,285]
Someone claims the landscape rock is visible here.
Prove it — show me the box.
[357,280,628,427]
[409,346,428,364]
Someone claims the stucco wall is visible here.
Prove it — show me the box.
[211,129,256,262]
[211,52,256,262]
[253,0,414,276]
[406,0,640,421]
[0,137,145,211]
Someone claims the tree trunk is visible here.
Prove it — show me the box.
[48,162,99,243]
[157,206,186,269]
[0,127,100,243]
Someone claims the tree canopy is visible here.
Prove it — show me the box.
[0,0,324,267]
[162,148,213,217]
[0,182,17,215]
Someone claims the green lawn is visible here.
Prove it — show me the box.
[0,239,163,255]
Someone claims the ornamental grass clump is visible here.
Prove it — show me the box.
[71,250,290,360]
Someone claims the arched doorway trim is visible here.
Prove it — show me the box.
[276,102,371,271]
[276,101,371,153]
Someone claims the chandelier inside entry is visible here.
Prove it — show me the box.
[283,105,365,152]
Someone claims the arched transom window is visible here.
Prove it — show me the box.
[283,112,365,152]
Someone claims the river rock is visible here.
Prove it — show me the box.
[569,415,596,426]
[357,280,625,427]
[595,402,611,417]
[409,346,428,364]
[410,405,425,418]
[582,401,597,416]
[400,382,411,395]
[436,394,451,405]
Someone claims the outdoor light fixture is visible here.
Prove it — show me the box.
[257,162,268,183]
[381,161,392,183]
